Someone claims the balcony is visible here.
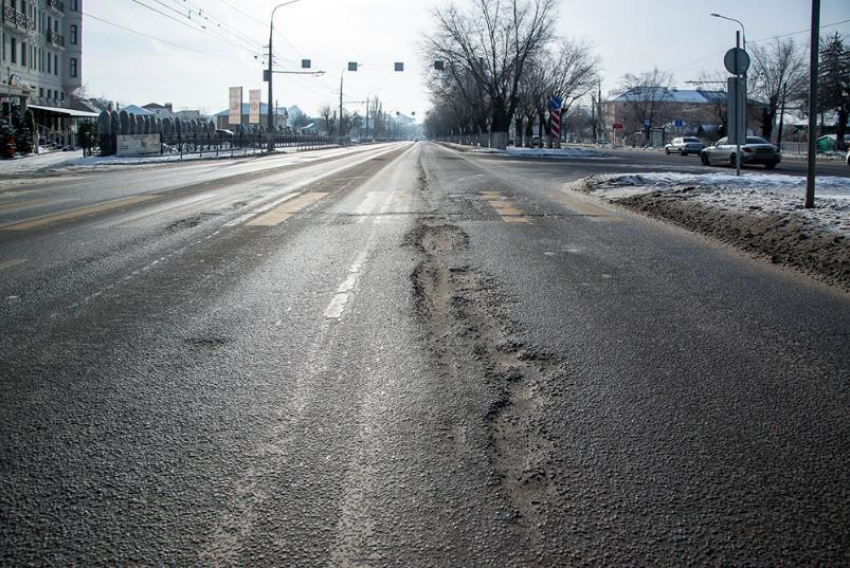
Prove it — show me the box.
[47,29,65,48]
[46,0,65,13]
[2,5,36,33]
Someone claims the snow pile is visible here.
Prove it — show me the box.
[570,172,850,289]
[505,146,604,159]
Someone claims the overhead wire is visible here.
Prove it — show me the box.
[84,12,250,61]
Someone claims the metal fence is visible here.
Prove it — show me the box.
[158,132,336,160]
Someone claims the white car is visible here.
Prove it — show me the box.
[846,148,850,169]
[665,137,705,156]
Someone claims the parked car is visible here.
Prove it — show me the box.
[700,136,781,169]
[846,148,850,169]
[665,136,705,156]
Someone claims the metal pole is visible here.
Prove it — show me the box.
[267,17,274,152]
[735,31,742,177]
[339,71,344,144]
[805,0,820,209]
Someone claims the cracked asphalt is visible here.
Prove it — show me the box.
[1,142,849,566]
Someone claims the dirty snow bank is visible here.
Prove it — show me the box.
[569,172,850,290]
[440,142,604,158]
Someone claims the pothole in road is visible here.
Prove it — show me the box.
[166,213,220,232]
[405,215,565,543]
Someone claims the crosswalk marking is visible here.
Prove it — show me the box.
[0,195,160,231]
[548,191,620,221]
[246,192,329,227]
[480,191,532,223]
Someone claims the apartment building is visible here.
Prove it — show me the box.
[2,0,88,144]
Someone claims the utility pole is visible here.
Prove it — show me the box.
[777,83,787,150]
[805,0,820,209]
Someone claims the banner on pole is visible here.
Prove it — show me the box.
[229,87,243,126]
[249,89,261,124]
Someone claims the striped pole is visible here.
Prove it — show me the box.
[549,96,562,149]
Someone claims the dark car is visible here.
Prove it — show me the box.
[700,136,781,169]
[665,136,705,156]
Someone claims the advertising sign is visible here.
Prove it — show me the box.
[229,87,243,126]
[116,134,160,156]
[249,89,261,124]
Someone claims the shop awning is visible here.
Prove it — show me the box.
[27,105,100,119]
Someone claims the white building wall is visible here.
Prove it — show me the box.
[1,0,83,109]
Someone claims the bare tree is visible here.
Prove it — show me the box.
[750,38,808,140]
[424,0,556,149]
[615,68,674,143]
[318,104,336,137]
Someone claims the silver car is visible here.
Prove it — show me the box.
[665,136,705,156]
[700,136,781,169]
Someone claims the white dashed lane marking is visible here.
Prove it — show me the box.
[324,251,369,320]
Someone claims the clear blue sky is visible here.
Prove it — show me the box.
[82,0,850,119]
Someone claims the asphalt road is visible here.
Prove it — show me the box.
[1,142,848,566]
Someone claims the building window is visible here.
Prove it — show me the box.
[61,91,64,101]
[70,25,78,45]
[70,57,77,78]
[70,0,78,11]
[54,54,58,75]
[21,41,26,67]
[39,87,43,98]
[47,49,51,73]
[10,37,16,65]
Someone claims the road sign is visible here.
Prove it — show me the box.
[394,62,404,72]
[675,118,684,127]
[727,76,747,145]
[643,118,651,128]
[613,123,623,130]
[549,96,563,111]
[724,48,750,75]
[348,62,359,72]
[301,59,312,69]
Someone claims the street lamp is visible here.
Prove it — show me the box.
[711,13,746,50]
[267,0,306,152]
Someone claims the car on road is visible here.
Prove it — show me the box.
[700,136,781,169]
[846,148,850,169]
[665,137,705,156]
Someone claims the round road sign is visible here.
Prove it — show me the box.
[724,48,750,75]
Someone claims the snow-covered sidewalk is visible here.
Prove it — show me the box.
[0,144,339,176]
[568,172,850,290]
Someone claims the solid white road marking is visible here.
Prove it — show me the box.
[324,250,369,320]
[0,258,27,271]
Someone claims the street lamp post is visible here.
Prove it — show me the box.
[267,0,305,153]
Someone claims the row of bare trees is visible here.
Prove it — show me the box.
[422,0,600,149]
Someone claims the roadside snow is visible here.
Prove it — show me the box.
[505,147,604,159]
[569,172,850,289]
[0,149,85,175]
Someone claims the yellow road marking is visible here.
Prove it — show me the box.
[0,198,52,214]
[480,191,532,224]
[548,191,620,220]
[246,192,329,227]
[1,195,160,231]
[0,258,27,270]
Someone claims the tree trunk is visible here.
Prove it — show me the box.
[514,117,523,148]
[761,107,776,140]
[490,107,511,150]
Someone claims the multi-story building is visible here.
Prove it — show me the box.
[2,0,88,145]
